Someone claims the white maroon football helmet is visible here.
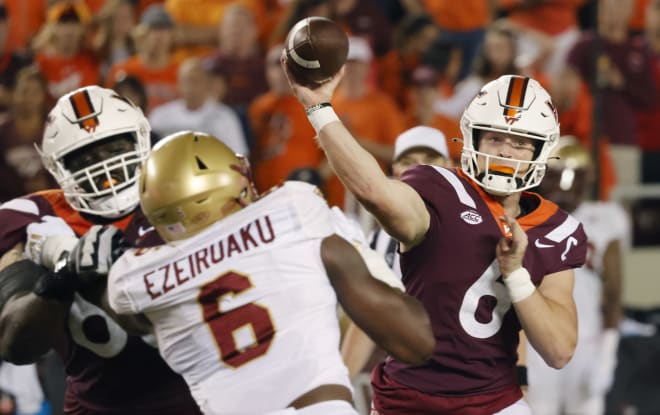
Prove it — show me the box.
[460,75,560,196]
[39,85,151,217]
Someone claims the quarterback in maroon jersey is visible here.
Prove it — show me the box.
[0,86,201,414]
[284,64,586,415]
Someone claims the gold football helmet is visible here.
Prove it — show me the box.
[547,136,592,174]
[538,136,593,212]
[139,131,256,242]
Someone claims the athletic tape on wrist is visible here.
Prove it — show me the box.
[503,267,535,303]
[305,102,331,115]
[307,105,339,134]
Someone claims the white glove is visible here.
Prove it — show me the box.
[25,215,78,271]
[588,328,620,397]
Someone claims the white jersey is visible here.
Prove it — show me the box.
[571,201,629,340]
[526,200,629,415]
[108,182,352,415]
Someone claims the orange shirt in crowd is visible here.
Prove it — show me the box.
[36,52,100,99]
[249,93,323,192]
[326,90,406,207]
[83,0,161,16]
[165,0,242,57]
[423,0,491,31]
[377,51,421,110]
[498,0,586,35]
[243,0,285,50]
[4,0,46,52]
[630,0,651,32]
[106,56,180,113]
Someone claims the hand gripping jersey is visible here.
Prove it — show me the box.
[383,166,587,397]
[108,182,353,415]
[0,189,201,415]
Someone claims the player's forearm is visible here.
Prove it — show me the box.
[0,293,68,364]
[318,123,427,245]
[514,293,577,369]
[317,122,390,207]
[344,286,434,365]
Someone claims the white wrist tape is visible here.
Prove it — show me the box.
[307,106,339,134]
[504,267,535,303]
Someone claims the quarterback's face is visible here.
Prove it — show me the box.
[477,131,535,174]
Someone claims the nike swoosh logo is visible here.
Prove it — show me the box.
[138,226,155,237]
[535,239,554,249]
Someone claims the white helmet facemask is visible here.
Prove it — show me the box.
[460,75,560,196]
[39,86,151,218]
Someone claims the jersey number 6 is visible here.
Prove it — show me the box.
[459,259,513,339]
[198,271,275,368]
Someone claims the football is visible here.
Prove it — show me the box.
[284,16,349,88]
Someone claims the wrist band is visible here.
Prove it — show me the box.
[503,267,535,303]
[307,105,339,134]
[305,102,331,115]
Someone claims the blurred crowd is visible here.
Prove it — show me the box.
[0,0,660,207]
[0,0,657,214]
[0,0,658,414]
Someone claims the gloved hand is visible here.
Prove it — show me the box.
[24,215,78,271]
[65,225,129,285]
[32,225,128,303]
[588,328,620,397]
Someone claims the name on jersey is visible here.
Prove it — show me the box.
[143,215,276,300]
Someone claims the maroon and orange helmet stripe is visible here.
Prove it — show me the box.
[503,76,529,117]
[69,89,99,131]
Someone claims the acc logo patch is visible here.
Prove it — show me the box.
[461,210,483,225]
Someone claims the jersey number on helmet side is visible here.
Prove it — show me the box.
[198,271,276,368]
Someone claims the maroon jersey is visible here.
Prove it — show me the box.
[0,190,201,415]
[380,166,586,400]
